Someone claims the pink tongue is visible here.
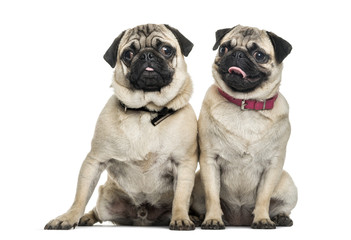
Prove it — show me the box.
[145,67,154,72]
[228,67,247,78]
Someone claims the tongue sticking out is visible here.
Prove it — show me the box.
[228,66,247,78]
[145,67,154,72]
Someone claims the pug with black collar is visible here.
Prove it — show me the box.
[191,25,297,229]
[45,24,197,230]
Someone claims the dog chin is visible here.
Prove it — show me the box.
[130,71,173,92]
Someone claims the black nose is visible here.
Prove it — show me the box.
[140,52,154,61]
[232,50,246,59]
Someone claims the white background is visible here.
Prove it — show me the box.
[1,0,350,239]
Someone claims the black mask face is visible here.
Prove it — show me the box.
[215,47,269,92]
[124,47,175,92]
[103,24,194,92]
[213,26,292,93]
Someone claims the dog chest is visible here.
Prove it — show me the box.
[98,105,171,161]
[208,106,275,159]
[118,113,164,159]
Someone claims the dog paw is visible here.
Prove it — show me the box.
[251,218,276,229]
[272,213,293,227]
[189,214,204,227]
[44,218,78,230]
[44,212,81,230]
[78,212,99,226]
[201,219,225,230]
[169,219,195,230]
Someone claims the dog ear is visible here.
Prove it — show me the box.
[164,24,194,57]
[213,27,235,50]
[103,30,126,68]
[266,31,292,64]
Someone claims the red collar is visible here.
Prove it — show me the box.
[218,88,278,110]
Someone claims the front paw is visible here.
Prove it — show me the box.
[169,219,195,230]
[45,219,78,230]
[251,218,276,229]
[201,219,225,230]
[44,213,80,230]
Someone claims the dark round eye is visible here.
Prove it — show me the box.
[219,46,228,56]
[253,51,266,62]
[160,46,173,57]
[123,50,134,62]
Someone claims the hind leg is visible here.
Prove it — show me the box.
[269,170,298,227]
[79,178,136,226]
[190,172,206,216]
[189,172,206,227]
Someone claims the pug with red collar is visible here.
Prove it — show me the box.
[192,25,297,229]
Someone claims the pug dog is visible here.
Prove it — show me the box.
[44,24,198,230]
[191,25,297,229]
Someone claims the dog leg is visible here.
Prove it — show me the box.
[190,172,206,214]
[199,153,225,230]
[251,160,284,229]
[87,178,136,226]
[269,171,297,226]
[44,154,106,230]
[169,152,197,231]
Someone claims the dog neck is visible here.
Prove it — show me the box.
[119,101,176,126]
[218,87,279,110]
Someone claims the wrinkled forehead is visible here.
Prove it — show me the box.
[119,24,176,52]
[222,26,272,50]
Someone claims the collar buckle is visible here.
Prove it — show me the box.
[241,99,247,110]
[262,99,267,110]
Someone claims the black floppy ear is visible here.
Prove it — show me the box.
[213,27,235,50]
[164,24,194,57]
[103,30,126,68]
[266,31,292,64]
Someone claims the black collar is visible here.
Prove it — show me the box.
[120,101,176,126]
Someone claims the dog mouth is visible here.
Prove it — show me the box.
[228,66,260,82]
[217,64,267,92]
[229,66,247,78]
[128,64,174,92]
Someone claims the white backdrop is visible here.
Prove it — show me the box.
[1,0,350,239]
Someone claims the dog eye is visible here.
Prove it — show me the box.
[123,50,134,62]
[219,46,228,56]
[253,51,266,62]
[160,46,173,57]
